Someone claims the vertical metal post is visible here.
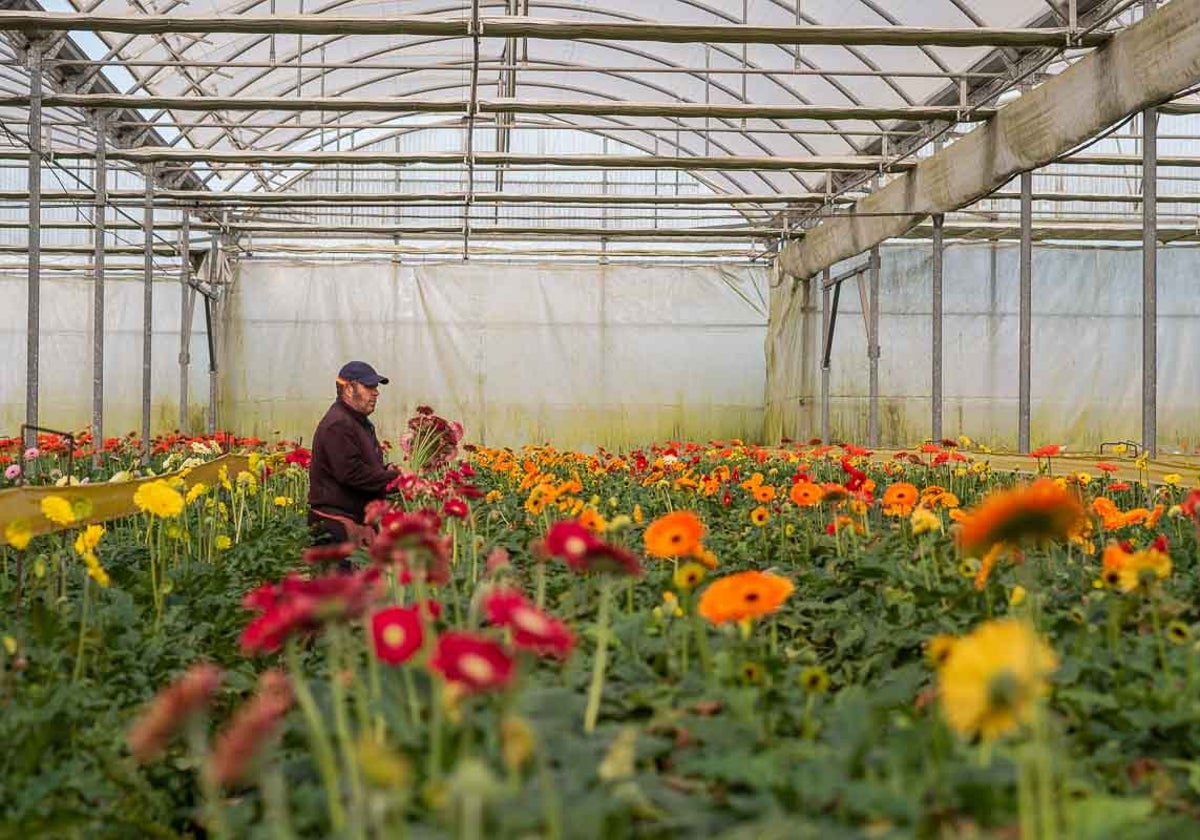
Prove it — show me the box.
[92,112,107,464]
[142,164,154,461]
[820,268,831,443]
[25,41,42,451]
[931,213,944,442]
[1018,169,1033,453]
[867,246,881,447]
[178,211,191,433]
[1142,104,1158,456]
[207,235,222,435]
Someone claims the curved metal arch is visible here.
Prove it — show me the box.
[222,102,797,203]
[117,0,928,162]
[212,60,822,193]
[226,115,774,221]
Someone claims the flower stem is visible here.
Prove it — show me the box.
[286,642,346,833]
[328,628,366,836]
[72,576,90,683]
[584,579,614,733]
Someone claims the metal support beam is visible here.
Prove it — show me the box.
[179,212,191,433]
[867,247,881,447]
[1143,105,1158,456]
[141,165,154,462]
[0,93,998,123]
[206,237,222,435]
[0,148,903,171]
[820,268,831,443]
[1018,170,1033,454]
[0,12,1114,47]
[0,188,854,206]
[92,112,107,464]
[25,41,42,452]
[931,213,944,442]
[778,0,1200,279]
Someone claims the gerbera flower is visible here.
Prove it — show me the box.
[750,506,770,527]
[789,481,824,507]
[910,507,942,535]
[799,666,830,694]
[938,618,1057,741]
[696,570,794,626]
[133,480,185,518]
[1100,540,1171,593]
[752,485,777,503]
[39,495,76,526]
[673,562,707,591]
[429,631,515,693]
[371,606,424,666]
[955,478,1085,558]
[643,511,705,559]
[483,587,574,659]
[127,662,222,763]
[545,521,601,563]
[924,635,956,668]
[881,482,919,517]
[1166,621,1192,645]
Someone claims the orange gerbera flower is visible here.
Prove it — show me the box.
[696,570,795,626]
[643,510,705,559]
[955,478,1085,558]
[882,482,919,516]
[789,481,824,507]
[753,484,777,503]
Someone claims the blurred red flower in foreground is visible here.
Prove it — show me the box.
[429,631,514,693]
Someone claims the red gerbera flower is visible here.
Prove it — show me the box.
[429,632,514,693]
[544,521,601,562]
[442,498,469,519]
[483,587,575,659]
[370,606,424,666]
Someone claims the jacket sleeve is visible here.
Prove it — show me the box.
[328,426,399,495]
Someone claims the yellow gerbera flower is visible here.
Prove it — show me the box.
[133,480,185,518]
[4,519,34,551]
[938,619,1057,741]
[40,495,76,526]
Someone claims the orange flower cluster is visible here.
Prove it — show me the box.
[643,510,717,568]
[1091,497,1164,531]
[882,482,919,517]
[696,570,795,626]
[955,478,1085,558]
[1100,539,1172,592]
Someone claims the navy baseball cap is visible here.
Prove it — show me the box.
[338,361,390,387]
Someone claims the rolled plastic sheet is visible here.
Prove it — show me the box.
[0,454,249,546]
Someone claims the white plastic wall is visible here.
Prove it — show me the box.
[0,271,211,439]
[765,242,1200,453]
[221,259,770,449]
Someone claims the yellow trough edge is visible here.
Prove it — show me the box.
[0,454,251,546]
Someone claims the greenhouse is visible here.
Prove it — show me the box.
[1,0,1199,836]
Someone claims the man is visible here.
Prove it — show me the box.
[307,361,399,548]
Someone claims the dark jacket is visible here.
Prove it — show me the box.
[308,400,398,523]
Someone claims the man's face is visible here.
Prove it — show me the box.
[344,381,379,416]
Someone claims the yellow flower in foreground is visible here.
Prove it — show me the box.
[185,483,209,504]
[133,480,185,518]
[4,519,33,551]
[1009,585,1027,608]
[73,524,106,557]
[750,506,770,527]
[1163,474,1182,486]
[938,619,1057,742]
[273,496,293,507]
[910,507,942,535]
[673,562,707,591]
[215,535,233,551]
[40,495,76,526]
